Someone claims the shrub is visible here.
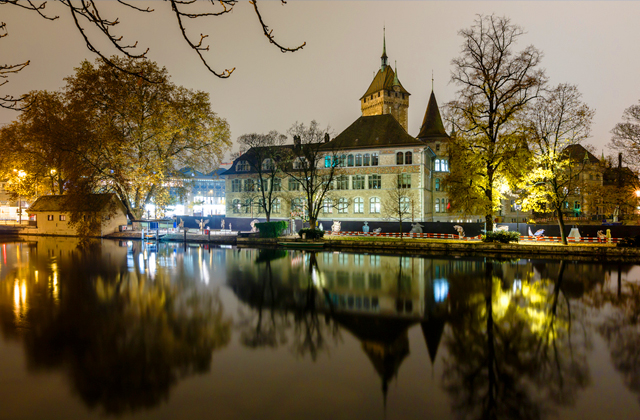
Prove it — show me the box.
[298,228,325,240]
[482,231,520,243]
[618,235,640,247]
[255,221,288,238]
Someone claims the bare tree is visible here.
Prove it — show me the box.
[237,131,287,222]
[382,179,416,238]
[447,14,546,232]
[0,22,29,110]
[280,121,342,229]
[1,0,305,106]
[610,101,640,170]
[519,84,595,244]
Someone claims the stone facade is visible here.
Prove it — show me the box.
[361,90,409,132]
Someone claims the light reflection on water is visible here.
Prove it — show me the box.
[0,238,639,419]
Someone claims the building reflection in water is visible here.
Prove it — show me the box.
[2,239,638,419]
[0,238,231,415]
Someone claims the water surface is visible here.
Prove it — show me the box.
[1,238,639,420]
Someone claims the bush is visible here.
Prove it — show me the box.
[255,221,288,238]
[618,235,640,247]
[298,228,325,240]
[482,231,520,243]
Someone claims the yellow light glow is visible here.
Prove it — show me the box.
[14,281,20,308]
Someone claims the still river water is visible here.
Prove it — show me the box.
[1,237,640,420]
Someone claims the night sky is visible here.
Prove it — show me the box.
[2,1,639,160]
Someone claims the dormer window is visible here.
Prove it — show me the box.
[262,158,274,171]
[293,157,306,170]
[237,160,249,171]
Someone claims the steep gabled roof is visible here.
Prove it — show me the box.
[221,144,297,176]
[360,66,409,100]
[29,193,124,213]
[562,144,600,164]
[323,114,424,151]
[417,91,449,140]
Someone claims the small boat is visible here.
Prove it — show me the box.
[278,241,325,249]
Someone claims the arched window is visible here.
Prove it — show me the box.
[262,158,274,170]
[272,198,281,213]
[400,196,411,213]
[441,159,449,172]
[338,197,349,213]
[324,156,331,168]
[363,153,370,166]
[323,198,333,213]
[435,178,440,191]
[340,154,347,167]
[354,197,364,213]
[396,152,404,165]
[435,198,440,213]
[405,151,412,165]
[434,159,441,172]
[237,160,249,171]
[355,154,362,166]
[347,154,354,167]
[370,197,381,213]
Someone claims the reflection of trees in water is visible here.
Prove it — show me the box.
[231,250,340,360]
[591,266,640,403]
[442,261,590,420]
[0,242,231,415]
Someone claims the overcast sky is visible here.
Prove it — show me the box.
[2,1,639,161]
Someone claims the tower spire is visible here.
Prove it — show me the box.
[393,60,400,86]
[381,26,388,70]
[431,70,434,91]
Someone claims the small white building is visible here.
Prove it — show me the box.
[28,194,128,237]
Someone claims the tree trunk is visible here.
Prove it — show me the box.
[309,216,316,231]
[399,218,403,239]
[556,207,567,245]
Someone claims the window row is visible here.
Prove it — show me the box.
[322,197,382,214]
[324,153,380,168]
[231,178,283,193]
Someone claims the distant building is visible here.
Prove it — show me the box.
[27,193,128,236]
[162,167,228,217]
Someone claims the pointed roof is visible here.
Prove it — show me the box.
[361,66,409,100]
[381,26,388,68]
[417,91,449,140]
[420,317,446,364]
[562,144,600,164]
[322,114,424,151]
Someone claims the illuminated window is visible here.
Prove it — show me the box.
[354,197,364,213]
[47,215,53,221]
[59,215,66,221]
[232,199,240,213]
[323,198,333,213]
[338,198,349,213]
[370,197,381,213]
[435,198,440,213]
[272,198,281,213]
[435,178,440,191]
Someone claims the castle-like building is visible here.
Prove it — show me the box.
[224,31,480,225]
[223,32,621,227]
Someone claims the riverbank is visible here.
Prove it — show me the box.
[9,230,640,261]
